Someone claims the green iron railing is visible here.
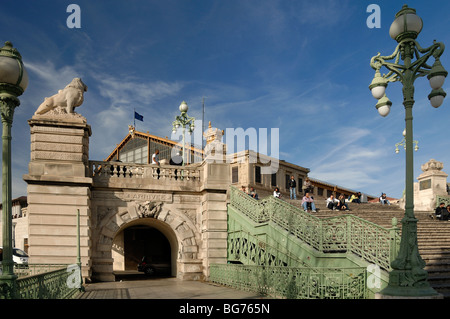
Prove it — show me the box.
[210,263,367,299]
[0,264,82,299]
[13,264,71,278]
[436,194,450,208]
[229,186,400,271]
[227,229,309,267]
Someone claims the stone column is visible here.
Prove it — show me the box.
[23,113,92,280]
[201,122,229,279]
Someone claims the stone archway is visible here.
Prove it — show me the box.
[92,201,203,282]
[112,218,177,276]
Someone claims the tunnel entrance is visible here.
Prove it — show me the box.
[123,225,172,276]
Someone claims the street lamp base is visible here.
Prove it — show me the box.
[0,274,18,299]
[379,273,441,298]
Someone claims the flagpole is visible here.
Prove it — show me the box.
[134,108,136,128]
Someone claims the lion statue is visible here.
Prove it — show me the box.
[35,78,88,115]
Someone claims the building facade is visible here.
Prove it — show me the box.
[3,110,393,284]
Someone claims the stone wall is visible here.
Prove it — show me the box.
[23,114,92,279]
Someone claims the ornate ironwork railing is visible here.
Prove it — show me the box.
[229,186,400,271]
[14,264,70,278]
[89,161,201,182]
[436,194,450,208]
[228,230,309,268]
[210,263,367,299]
[0,264,82,299]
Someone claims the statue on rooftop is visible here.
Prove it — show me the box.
[34,77,87,115]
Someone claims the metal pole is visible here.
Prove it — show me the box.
[182,119,186,166]
[0,96,20,298]
[77,209,84,291]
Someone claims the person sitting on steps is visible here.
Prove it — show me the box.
[301,192,316,212]
[379,193,391,205]
[326,195,339,210]
[302,177,313,195]
[336,194,349,211]
[273,187,281,198]
[249,187,259,200]
[431,202,449,220]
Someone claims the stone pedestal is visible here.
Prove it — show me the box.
[200,122,229,279]
[413,159,448,211]
[23,114,92,280]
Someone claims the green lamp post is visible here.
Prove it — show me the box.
[0,41,28,298]
[172,101,195,166]
[369,5,447,297]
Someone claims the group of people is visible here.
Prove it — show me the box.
[241,186,259,200]
[273,186,317,212]
[326,194,350,211]
[278,176,318,212]
[239,178,450,223]
[277,177,357,213]
[286,176,314,200]
[152,149,184,166]
[433,202,450,221]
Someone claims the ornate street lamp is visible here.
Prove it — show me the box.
[0,41,28,298]
[172,101,195,166]
[395,130,418,154]
[369,6,447,297]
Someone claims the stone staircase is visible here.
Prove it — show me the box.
[284,197,450,298]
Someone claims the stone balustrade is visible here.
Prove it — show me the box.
[89,161,202,182]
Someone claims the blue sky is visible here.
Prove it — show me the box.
[1,0,450,200]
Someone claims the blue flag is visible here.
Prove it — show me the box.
[134,111,143,121]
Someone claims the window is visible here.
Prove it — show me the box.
[232,167,239,183]
[285,174,290,189]
[255,166,261,184]
[119,138,148,164]
[318,187,324,196]
[271,173,277,187]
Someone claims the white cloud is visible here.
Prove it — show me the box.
[25,61,82,91]
[94,75,184,107]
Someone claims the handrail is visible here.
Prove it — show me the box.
[0,264,81,299]
[210,263,368,299]
[229,186,400,271]
[227,229,310,267]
